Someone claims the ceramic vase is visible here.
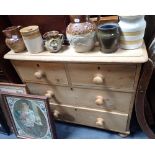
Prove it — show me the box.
[20,25,44,53]
[97,23,120,53]
[2,26,26,53]
[66,15,96,53]
[118,15,146,49]
[43,31,64,53]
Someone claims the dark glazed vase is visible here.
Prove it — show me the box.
[2,26,25,53]
[97,23,120,53]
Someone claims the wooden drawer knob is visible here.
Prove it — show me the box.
[53,110,60,118]
[95,96,104,105]
[96,118,104,126]
[93,74,104,84]
[45,90,54,99]
[34,70,45,79]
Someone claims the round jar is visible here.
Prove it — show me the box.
[97,23,120,53]
[66,15,96,53]
[20,25,44,53]
[119,15,146,49]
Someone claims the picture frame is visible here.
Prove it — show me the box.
[1,93,57,139]
[0,82,28,135]
[0,106,10,135]
[0,82,28,94]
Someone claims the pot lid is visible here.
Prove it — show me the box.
[20,25,40,36]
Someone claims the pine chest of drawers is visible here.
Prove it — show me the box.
[4,44,148,135]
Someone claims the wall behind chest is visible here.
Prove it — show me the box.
[7,15,70,36]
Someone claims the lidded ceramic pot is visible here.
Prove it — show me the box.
[20,25,44,53]
[118,15,146,49]
[2,26,26,53]
[66,15,96,53]
[97,23,120,53]
[43,31,64,53]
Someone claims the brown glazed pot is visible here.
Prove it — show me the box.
[2,26,26,53]
[66,15,96,53]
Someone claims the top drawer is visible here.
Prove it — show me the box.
[12,61,68,85]
[68,63,138,90]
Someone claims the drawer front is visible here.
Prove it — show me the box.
[73,87,133,113]
[50,104,76,123]
[26,83,76,106]
[68,63,137,90]
[12,61,68,85]
[27,83,133,113]
[76,107,128,133]
[50,104,128,133]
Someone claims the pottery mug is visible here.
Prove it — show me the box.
[43,31,64,53]
[97,23,120,53]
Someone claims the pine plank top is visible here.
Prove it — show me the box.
[4,43,148,63]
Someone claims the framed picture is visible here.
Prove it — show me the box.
[0,82,28,135]
[0,82,28,94]
[0,106,10,135]
[1,93,56,139]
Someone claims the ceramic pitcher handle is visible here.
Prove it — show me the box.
[59,34,64,43]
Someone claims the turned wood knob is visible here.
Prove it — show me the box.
[95,96,104,105]
[93,74,104,84]
[53,110,60,118]
[45,90,54,99]
[34,70,45,79]
[96,118,104,126]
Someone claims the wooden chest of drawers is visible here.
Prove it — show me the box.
[4,44,148,135]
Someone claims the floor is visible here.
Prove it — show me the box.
[0,121,148,139]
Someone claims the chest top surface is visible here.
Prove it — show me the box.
[4,43,148,63]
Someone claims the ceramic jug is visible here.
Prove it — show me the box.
[2,26,26,53]
[118,15,146,49]
[97,23,120,53]
[20,25,44,53]
[66,15,96,53]
[43,31,64,53]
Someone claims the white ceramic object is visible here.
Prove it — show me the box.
[43,31,64,53]
[119,15,146,49]
[66,32,96,53]
[66,15,96,53]
[20,25,44,53]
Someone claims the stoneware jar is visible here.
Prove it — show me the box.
[20,25,44,53]
[43,31,64,53]
[2,26,26,53]
[97,23,120,53]
[66,15,96,53]
[118,15,146,49]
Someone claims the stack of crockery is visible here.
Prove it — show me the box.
[118,15,146,49]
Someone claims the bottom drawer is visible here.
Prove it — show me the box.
[50,104,76,122]
[76,107,128,133]
[50,104,129,133]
